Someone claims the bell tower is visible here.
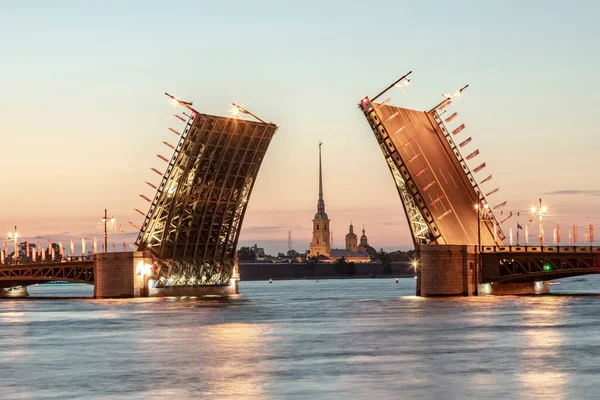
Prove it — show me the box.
[309,142,331,257]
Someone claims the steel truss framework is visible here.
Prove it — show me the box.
[481,246,600,283]
[360,99,440,247]
[136,112,277,286]
[0,261,94,288]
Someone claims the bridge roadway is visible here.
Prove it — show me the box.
[481,245,600,284]
[0,260,94,289]
[373,103,498,246]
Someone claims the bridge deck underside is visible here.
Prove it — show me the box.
[0,262,94,288]
[482,251,600,283]
[374,104,496,245]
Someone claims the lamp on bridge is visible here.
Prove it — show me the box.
[7,226,19,264]
[231,103,267,124]
[530,199,548,247]
[474,204,490,252]
[101,210,115,254]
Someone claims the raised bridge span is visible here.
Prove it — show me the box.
[2,95,277,298]
[358,72,598,295]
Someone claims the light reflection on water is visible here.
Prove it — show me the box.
[0,277,599,399]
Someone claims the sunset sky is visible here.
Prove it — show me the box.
[1,1,599,255]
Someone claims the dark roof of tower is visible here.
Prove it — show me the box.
[314,211,329,220]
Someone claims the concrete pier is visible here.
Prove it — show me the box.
[94,251,150,298]
[94,251,238,298]
[418,245,550,296]
[418,245,478,296]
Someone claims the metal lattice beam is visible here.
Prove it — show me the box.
[0,261,94,288]
[481,246,600,283]
[136,111,278,286]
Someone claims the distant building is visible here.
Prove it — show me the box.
[328,223,371,263]
[308,143,373,263]
[252,244,265,260]
[309,143,331,257]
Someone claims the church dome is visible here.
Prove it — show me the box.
[345,223,357,239]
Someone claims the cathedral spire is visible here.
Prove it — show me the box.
[317,142,325,213]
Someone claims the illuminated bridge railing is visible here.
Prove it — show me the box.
[1,256,95,266]
[481,245,600,254]
[481,246,600,284]
[0,261,95,288]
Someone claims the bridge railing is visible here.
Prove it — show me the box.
[481,245,600,254]
[0,255,95,266]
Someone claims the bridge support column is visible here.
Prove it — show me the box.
[94,251,239,298]
[94,251,152,298]
[418,245,478,296]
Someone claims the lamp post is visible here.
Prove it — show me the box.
[474,203,489,296]
[7,226,19,264]
[530,199,548,247]
[101,209,115,253]
[231,103,267,124]
[475,204,481,251]
[474,203,490,251]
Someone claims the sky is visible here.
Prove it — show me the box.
[1,0,599,255]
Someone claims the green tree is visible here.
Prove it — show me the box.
[305,255,318,277]
[287,249,299,258]
[334,257,356,276]
[346,261,356,276]
[377,248,393,274]
[334,257,347,276]
[237,246,256,261]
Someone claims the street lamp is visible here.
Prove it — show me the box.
[474,203,490,251]
[101,209,115,253]
[231,103,267,124]
[369,70,413,103]
[443,84,470,100]
[430,84,469,112]
[7,226,18,264]
[530,198,548,247]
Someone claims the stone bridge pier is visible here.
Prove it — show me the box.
[94,252,152,298]
[94,251,238,299]
[417,245,549,296]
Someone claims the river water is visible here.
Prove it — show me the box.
[1,277,599,399]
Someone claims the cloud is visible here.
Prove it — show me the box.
[544,190,600,196]
[381,220,407,226]
[242,225,287,233]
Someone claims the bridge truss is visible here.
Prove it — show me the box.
[481,246,600,283]
[0,261,94,289]
[136,109,278,287]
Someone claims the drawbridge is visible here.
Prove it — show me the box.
[135,98,278,287]
[358,72,599,292]
[359,74,504,248]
